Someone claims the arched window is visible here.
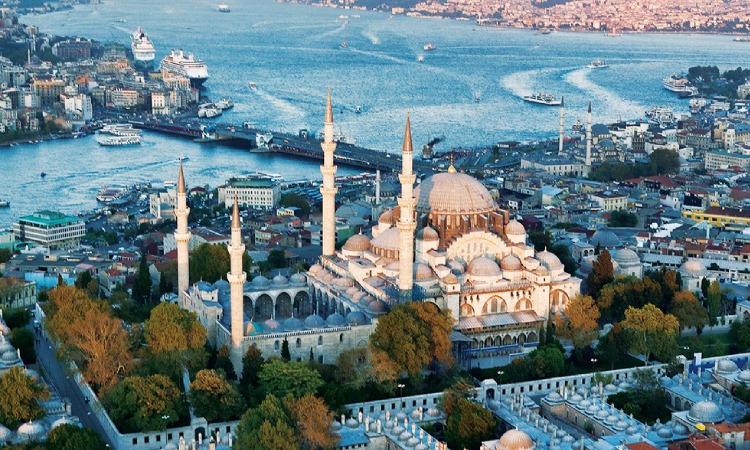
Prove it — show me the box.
[515,298,532,311]
[274,340,279,350]
[460,303,475,317]
[318,336,323,346]
[296,338,301,348]
[551,290,569,308]
[339,333,344,343]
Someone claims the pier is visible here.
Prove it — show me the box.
[132,120,437,174]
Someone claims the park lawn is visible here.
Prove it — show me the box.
[677,332,733,358]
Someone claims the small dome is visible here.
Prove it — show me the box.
[738,370,750,382]
[680,259,708,277]
[214,279,230,291]
[614,421,627,431]
[346,286,359,296]
[533,266,549,276]
[17,421,45,438]
[688,400,724,423]
[261,319,283,332]
[427,407,440,417]
[536,250,563,271]
[501,254,523,271]
[392,425,405,435]
[283,317,303,331]
[586,404,600,414]
[0,423,12,441]
[657,426,673,439]
[346,311,367,325]
[290,273,307,284]
[326,313,347,327]
[352,291,366,302]
[605,383,618,392]
[546,392,563,403]
[371,227,401,251]
[417,226,439,241]
[331,421,342,430]
[612,248,640,265]
[164,444,178,450]
[488,400,501,411]
[716,359,739,374]
[2,350,18,364]
[569,393,583,405]
[244,321,262,336]
[308,264,323,274]
[367,299,388,314]
[345,418,359,429]
[578,399,591,409]
[467,256,502,277]
[596,409,608,419]
[303,314,326,329]
[399,430,412,441]
[506,220,526,236]
[496,429,535,450]
[251,275,270,287]
[360,294,376,305]
[626,425,638,435]
[407,437,420,447]
[0,337,14,354]
[343,234,371,252]
[336,277,355,288]
[272,275,288,286]
[673,423,688,435]
[447,259,465,273]
[415,263,435,281]
[385,261,401,272]
[50,416,76,430]
[591,230,622,248]
[442,273,459,284]
[378,209,394,225]
[605,414,618,425]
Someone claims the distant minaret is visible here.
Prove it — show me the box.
[558,96,565,155]
[175,161,191,306]
[227,196,246,376]
[320,89,338,257]
[397,115,416,301]
[585,101,592,167]
[375,169,381,205]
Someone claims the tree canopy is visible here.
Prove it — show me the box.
[587,249,614,299]
[189,369,245,422]
[440,381,497,450]
[555,294,600,349]
[46,423,108,450]
[104,374,182,433]
[670,291,708,333]
[258,359,324,399]
[234,394,299,450]
[0,366,50,428]
[621,304,679,364]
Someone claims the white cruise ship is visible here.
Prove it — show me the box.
[522,92,562,106]
[131,27,156,70]
[98,135,142,146]
[161,50,209,89]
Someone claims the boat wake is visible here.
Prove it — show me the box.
[499,68,547,98]
[361,29,381,45]
[348,48,409,65]
[253,89,307,128]
[564,68,643,121]
[313,25,345,40]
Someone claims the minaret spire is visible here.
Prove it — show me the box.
[320,89,338,257]
[174,160,191,307]
[558,96,565,156]
[585,101,592,167]
[397,114,416,302]
[227,195,247,377]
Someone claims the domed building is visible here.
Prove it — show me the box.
[679,259,712,292]
[481,428,536,450]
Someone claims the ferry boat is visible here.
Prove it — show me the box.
[178,155,190,162]
[161,50,209,89]
[101,123,137,135]
[588,59,608,69]
[663,74,698,97]
[0,199,9,208]
[96,186,129,203]
[130,27,155,70]
[571,119,584,134]
[734,36,750,42]
[423,43,437,51]
[198,104,222,118]
[98,135,142,146]
[216,98,234,110]
[645,106,676,127]
[217,4,230,12]
[522,92,562,106]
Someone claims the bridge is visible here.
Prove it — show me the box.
[132,120,437,174]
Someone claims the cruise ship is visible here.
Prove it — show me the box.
[522,92,562,106]
[663,74,698,97]
[161,50,209,89]
[98,135,142,146]
[130,27,156,70]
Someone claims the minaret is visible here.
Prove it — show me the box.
[397,115,416,301]
[585,101,592,167]
[558,96,565,155]
[375,169,381,205]
[227,196,247,376]
[174,160,191,306]
[320,89,338,257]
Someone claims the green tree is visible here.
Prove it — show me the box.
[555,294,600,350]
[74,270,93,290]
[670,291,709,333]
[587,249,614,299]
[190,243,231,283]
[730,319,750,351]
[258,359,324,399]
[608,210,638,227]
[47,423,108,450]
[550,243,578,276]
[440,381,497,450]
[528,344,566,378]
[189,369,246,422]
[132,253,152,305]
[648,148,680,175]
[597,323,629,370]
[707,280,722,326]
[0,366,50,428]
[10,327,36,364]
[215,345,237,381]
[267,249,287,270]
[0,248,11,264]
[528,230,553,252]
[235,394,300,450]
[143,302,207,376]
[281,338,291,361]
[701,277,711,299]
[241,345,265,387]
[597,276,663,323]
[621,304,679,364]
[1,307,30,329]
[280,192,312,216]
[104,374,181,433]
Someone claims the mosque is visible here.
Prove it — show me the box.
[175,92,582,375]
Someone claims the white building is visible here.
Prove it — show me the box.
[217,175,281,211]
[12,211,85,250]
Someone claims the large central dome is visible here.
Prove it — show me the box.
[414,171,497,215]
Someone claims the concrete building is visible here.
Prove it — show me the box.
[590,191,628,211]
[12,211,85,249]
[217,175,281,211]
[0,278,37,309]
[705,150,750,171]
[32,78,64,108]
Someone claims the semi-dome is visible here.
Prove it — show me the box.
[417,226,439,241]
[447,259,465,274]
[378,209,394,225]
[283,317,303,331]
[326,313,347,327]
[415,263,436,281]
[716,359,739,374]
[501,254,523,271]
[414,171,497,215]
[251,275,270,287]
[303,314,326,329]
[612,248,640,265]
[2,350,18,364]
[346,311,367,325]
[371,227,401,250]
[467,256,502,277]
[680,259,708,278]
[271,275,288,286]
[687,400,724,423]
[496,429,534,450]
[591,230,622,249]
[537,250,563,271]
[506,220,526,236]
[343,234,371,252]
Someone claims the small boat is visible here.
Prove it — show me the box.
[0,199,10,207]
[474,92,481,102]
[588,59,608,69]
[734,36,750,42]
[179,155,190,161]
[417,55,424,62]
[216,98,234,110]
[217,4,230,12]
[541,29,551,35]
[339,14,349,19]
[248,81,257,90]
[116,18,127,23]
[354,106,362,114]
[341,41,348,48]
[40,172,47,178]
[423,43,437,51]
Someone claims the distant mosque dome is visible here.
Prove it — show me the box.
[467,256,502,277]
[591,230,622,249]
[371,227,401,251]
[496,429,535,450]
[261,319,283,332]
[367,299,388,314]
[214,279,230,291]
[716,359,739,374]
[283,317,303,331]
[612,248,640,265]
[414,171,497,216]
[346,311,367,325]
[415,263,436,281]
[343,234,371,252]
[416,226,439,242]
[505,220,526,236]
[290,273,307,285]
[443,273,459,284]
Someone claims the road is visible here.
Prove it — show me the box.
[34,328,114,447]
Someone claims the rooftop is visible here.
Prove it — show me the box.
[17,211,82,227]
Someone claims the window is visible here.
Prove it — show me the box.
[318,336,323,345]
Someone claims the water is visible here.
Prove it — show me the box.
[4,0,747,225]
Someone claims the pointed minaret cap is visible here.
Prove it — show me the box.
[588,101,592,113]
[560,96,564,108]
[232,195,240,229]
[402,113,413,154]
[177,160,186,194]
[325,88,333,123]
[447,152,456,173]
